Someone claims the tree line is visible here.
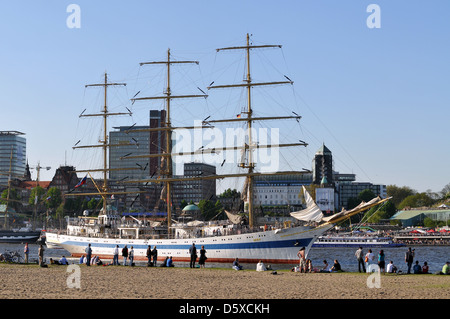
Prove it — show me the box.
[356,184,450,227]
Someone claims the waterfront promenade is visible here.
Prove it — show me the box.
[0,263,448,299]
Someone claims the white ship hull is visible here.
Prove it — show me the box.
[45,224,333,264]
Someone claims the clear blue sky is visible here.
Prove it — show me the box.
[0,1,449,193]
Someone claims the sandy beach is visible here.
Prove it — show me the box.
[0,263,448,300]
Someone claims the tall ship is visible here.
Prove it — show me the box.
[45,35,390,264]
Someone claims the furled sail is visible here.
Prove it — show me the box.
[225,210,243,224]
[290,186,323,222]
[322,196,391,223]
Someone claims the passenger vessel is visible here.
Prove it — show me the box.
[45,34,391,264]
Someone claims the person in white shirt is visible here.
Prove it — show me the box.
[386,261,397,273]
[256,260,267,271]
[129,246,134,266]
[113,245,119,265]
[365,249,375,273]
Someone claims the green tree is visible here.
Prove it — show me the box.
[365,201,397,223]
[214,200,224,219]
[440,183,450,200]
[387,185,416,208]
[87,198,101,212]
[29,186,46,205]
[1,187,22,213]
[45,187,62,210]
[398,193,435,210]
[198,199,216,220]
[358,189,376,202]
[218,188,241,198]
[423,217,436,228]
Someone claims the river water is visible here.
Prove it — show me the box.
[1,243,448,273]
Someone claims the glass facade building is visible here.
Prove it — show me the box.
[0,131,26,187]
[109,125,150,181]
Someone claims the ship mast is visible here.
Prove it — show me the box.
[208,33,294,228]
[131,49,207,232]
[124,35,309,229]
[72,73,130,213]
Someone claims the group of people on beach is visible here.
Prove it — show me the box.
[355,246,450,275]
[291,247,343,273]
[32,241,450,275]
[76,242,208,268]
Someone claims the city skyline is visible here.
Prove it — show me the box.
[1,1,449,193]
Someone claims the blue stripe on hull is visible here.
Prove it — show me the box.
[62,238,313,251]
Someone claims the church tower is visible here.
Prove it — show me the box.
[312,144,333,186]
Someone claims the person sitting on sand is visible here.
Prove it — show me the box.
[256,260,267,271]
[59,256,69,265]
[319,260,330,272]
[161,256,169,267]
[439,261,450,275]
[386,261,397,273]
[166,256,174,267]
[232,258,243,270]
[413,261,422,274]
[49,258,60,265]
[422,262,429,274]
[330,259,343,272]
[95,256,103,266]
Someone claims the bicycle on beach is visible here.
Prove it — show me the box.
[0,250,24,263]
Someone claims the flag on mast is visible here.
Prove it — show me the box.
[75,175,87,188]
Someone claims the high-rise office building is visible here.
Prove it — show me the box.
[149,110,166,176]
[109,125,150,181]
[181,162,216,203]
[0,131,26,187]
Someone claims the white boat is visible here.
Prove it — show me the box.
[46,192,390,264]
[312,235,405,248]
[45,35,391,264]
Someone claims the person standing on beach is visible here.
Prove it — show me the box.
[113,245,119,265]
[152,246,158,267]
[38,244,45,267]
[189,243,197,268]
[85,244,92,266]
[355,247,365,273]
[129,246,134,266]
[405,247,415,274]
[378,250,386,274]
[364,249,374,273]
[146,245,152,266]
[297,247,306,272]
[198,245,207,268]
[24,243,29,264]
[122,245,128,266]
